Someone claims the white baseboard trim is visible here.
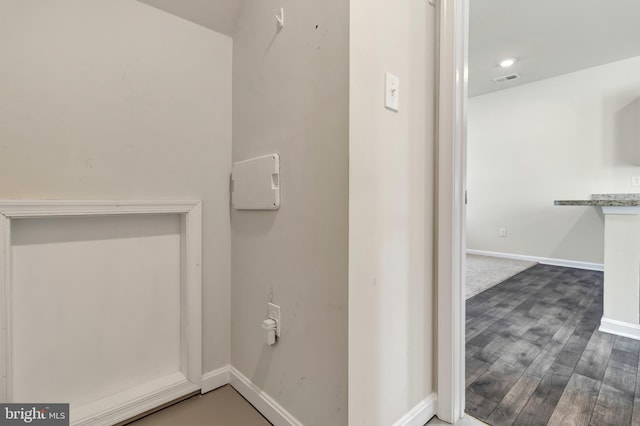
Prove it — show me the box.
[72,365,305,426]
[466,249,604,272]
[229,366,303,426]
[600,317,640,341]
[201,365,231,393]
[72,371,199,426]
[392,393,438,426]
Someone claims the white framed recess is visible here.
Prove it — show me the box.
[0,200,202,426]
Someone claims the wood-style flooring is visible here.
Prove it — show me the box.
[465,264,640,426]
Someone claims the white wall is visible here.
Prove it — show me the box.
[12,215,181,406]
[349,0,436,424]
[467,56,640,263]
[137,0,243,36]
[0,1,232,373]
[231,1,348,425]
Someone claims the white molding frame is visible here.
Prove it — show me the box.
[73,372,199,426]
[392,394,438,426]
[467,249,604,272]
[229,367,303,426]
[436,0,468,422]
[600,317,640,341]
[0,200,202,426]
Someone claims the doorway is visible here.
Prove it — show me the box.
[438,0,640,424]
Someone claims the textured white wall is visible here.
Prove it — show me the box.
[349,0,436,424]
[467,56,640,263]
[231,1,348,425]
[0,0,232,373]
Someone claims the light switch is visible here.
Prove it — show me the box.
[385,72,400,112]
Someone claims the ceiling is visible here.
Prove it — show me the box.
[469,0,640,97]
[137,0,243,36]
[137,0,640,97]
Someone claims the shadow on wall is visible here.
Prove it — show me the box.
[11,215,180,245]
[604,96,640,166]
[550,207,605,263]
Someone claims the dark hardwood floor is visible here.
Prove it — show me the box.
[465,264,640,426]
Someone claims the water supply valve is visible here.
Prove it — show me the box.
[262,318,277,346]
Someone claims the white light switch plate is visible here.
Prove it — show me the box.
[385,72,400,112]
[632,176,640,186]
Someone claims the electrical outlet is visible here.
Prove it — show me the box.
[632,176,640,186]
[499,227,507,237]
[268,302,281,337]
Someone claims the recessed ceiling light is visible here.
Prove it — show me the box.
[499,58,516,68]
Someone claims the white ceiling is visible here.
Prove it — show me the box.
[137,0,244,36]
[136,0,640,96]
[469,0,640,97]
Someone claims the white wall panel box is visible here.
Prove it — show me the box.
[231,154,280,210]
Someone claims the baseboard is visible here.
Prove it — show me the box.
[229,367,303,426]
[600,317,640,341]
[72,365,303,426]
[201,365,231,393]
[392,393,438,426]
[73,371,199,426]
[203,365,304,426]
[466,249,604,272]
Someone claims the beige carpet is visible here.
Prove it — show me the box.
[466,254,537,299]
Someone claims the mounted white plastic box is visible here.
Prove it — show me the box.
[232,154,280,210]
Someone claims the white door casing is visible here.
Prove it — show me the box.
[436,0,468,422]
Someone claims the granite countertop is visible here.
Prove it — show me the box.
[554,193,640,206]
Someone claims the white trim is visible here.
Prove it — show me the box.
[201,366,231,394]
[466,249,604,272]
[436,0,468,422]
[229,367,303,426]
[602,206,640,215]
[599,317,640,341]
[392,394,438,426]
[181,202,202,387]
[0,200,200,218]
[72,372,199,426]
[0,200,202,423]
[0,214,10,402]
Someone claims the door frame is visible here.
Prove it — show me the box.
[435,0,468,422]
